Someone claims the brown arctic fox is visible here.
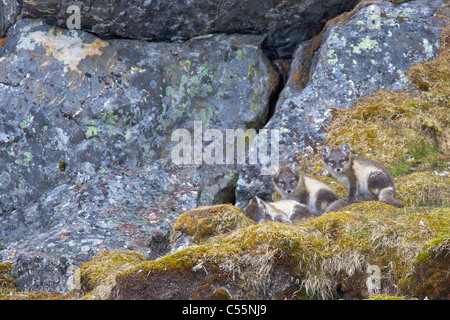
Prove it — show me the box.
[321,143,404,208]
[243,196,314,223]
[272,164,345,215]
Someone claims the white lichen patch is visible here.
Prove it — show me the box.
[17,28,109,73]
[422,38,434,59]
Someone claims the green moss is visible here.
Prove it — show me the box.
[352,36,378,54]
[79,250,146,299]
[59,160,67,172]
[236,49,244,60]
[171,204,254,247]
[398,235,450,299]
[85,125,98,139]
[97,205,450,300]
[367,294,405,300]
[0,262,16,295]
[102,110,118,125]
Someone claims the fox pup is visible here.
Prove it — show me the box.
[272,164,344,215]
[243,196,314,223]
[322,143,404,208]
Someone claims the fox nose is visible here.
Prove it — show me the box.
[336,168,341,172]
[287,190,292,193]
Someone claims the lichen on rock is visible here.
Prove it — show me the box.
[110,206,449,300]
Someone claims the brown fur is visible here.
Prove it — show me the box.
[272,164,341,215]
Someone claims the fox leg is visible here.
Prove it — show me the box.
[290,204,315,222]
[379,187,404,208]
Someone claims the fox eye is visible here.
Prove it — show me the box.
[329,160,335,164]
[339,159,346,163]
[279,181,285,185]
[291,179,296,183]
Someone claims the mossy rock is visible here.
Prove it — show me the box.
[367,294,406,300]
[396,171,450,207]
[111,206,449,300]
[78,250,147,300]
[398,235,450,300]
[0,262,79,300]
[170,204,254,251]
[290,32,450,180]
[0,262,16,295]
[338,201,403,215]
[113,222,327,299]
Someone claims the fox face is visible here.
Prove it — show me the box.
[272,164,300,195]
[322,144,351,174]
[243,196,270,222]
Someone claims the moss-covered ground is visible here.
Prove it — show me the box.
[104,25,449,300]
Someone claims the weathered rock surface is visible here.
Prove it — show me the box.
[0,19,278,291]
[20,0,359,59]
[235,0,448,207]
[0,0,18,37]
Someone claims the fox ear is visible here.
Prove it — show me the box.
[255,196,263,205]
[341,143,350,155]
[290,162,299,173]
[271,163,280,177]
[322,146,331,157]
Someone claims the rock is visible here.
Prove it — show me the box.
[20,0,360,59]
[109,206,450,300]
[398,234,450,300]
[235,0,448,208]
[0,163,201,292]
[0,19,278,215]
[0,19,279,292]
[397,171,450,207]
[0,0,19,37]
[170,204,254,253]
[79,250,147,300]
[0,261,16,293]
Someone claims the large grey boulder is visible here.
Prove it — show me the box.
[3,161,200,291]
[0,0,19,37]
[0,19,278,214]
[235,0,448,207]
[0,19,278,291]
[20,0,359,59]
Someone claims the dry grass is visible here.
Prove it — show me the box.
[397,171,450,207]
[79,250,147,300]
